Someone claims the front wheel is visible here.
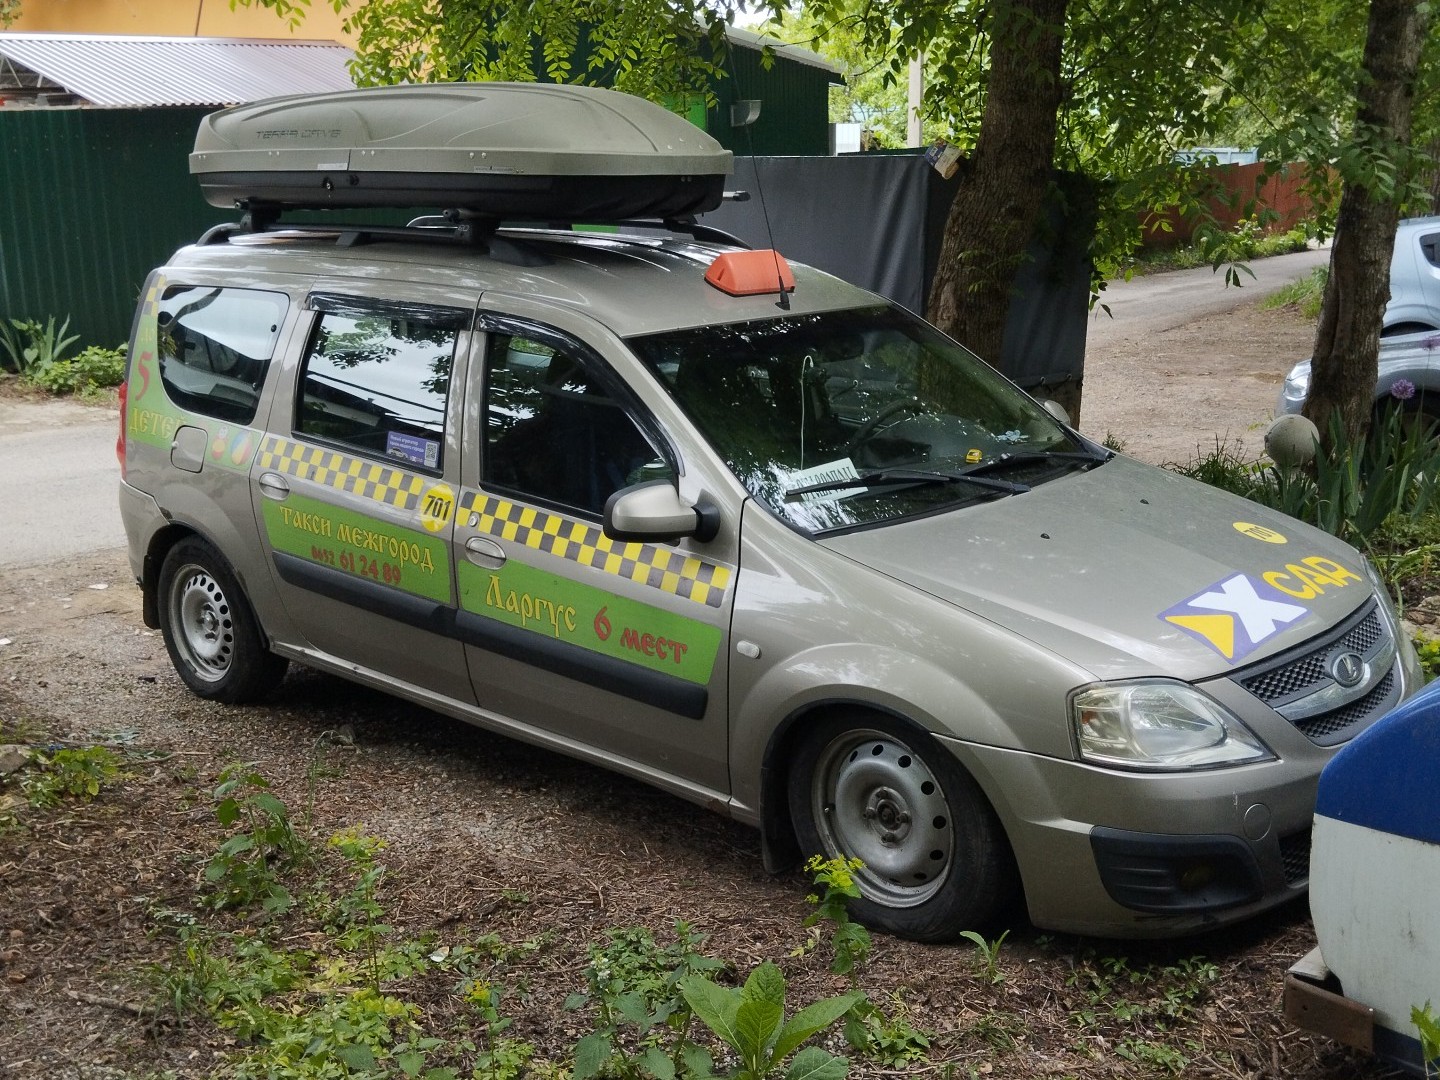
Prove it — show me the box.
[157,537,288,704]
[788,713,1017,942]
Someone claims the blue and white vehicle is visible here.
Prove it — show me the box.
[1285,676,1440,1074]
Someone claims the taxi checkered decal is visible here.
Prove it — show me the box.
[259,437,426,511]
[460,491,732,608]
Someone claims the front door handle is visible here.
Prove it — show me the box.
[258,472,291,500]
[465,536,506,569]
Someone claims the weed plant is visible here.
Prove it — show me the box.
[150,773,899,1079]
[27,344,125,396]
[0,315,78,376]
[1413,1002,1440,1078]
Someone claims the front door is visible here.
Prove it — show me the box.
[454,313,736,797]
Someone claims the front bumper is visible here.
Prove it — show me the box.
[953,737,1319,937]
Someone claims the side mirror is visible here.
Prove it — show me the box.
[603,481,721,543]
[1040,398,1071,426]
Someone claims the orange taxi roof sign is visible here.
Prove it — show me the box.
[704,250,796,297]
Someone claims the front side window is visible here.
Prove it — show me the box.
[483,332,668,515]
[157,285,288,423]
[296,300,461,471]
[629,304,1100,533]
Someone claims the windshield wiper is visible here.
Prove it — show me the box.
[952,448,1108,480]
[784,467,1029,501]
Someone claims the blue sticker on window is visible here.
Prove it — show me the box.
[386,432,440,469]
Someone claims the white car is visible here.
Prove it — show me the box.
[1278,216,1440,422]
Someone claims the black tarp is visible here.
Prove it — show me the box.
[700,154,1094,411]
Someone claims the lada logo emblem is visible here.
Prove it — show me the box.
[1328,650,1366,689]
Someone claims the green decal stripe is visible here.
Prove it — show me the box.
[459,489,732,608]
[457,560,720,685]
[262,491,451,603]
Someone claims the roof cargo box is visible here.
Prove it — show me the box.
[190,82,733,221]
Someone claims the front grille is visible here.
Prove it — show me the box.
[1278,829,1311,886]
[1241,607,1382,703]
[1231,599,1398,745]
[1295,670,1395,745]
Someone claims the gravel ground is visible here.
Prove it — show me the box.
[0,296,1403,1080]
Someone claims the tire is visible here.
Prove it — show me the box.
[157,537,288,704]
[788,712,1017,942]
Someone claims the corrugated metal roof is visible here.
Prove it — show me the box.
[0,33,355,107]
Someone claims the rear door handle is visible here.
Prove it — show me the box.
[258,472,291,500]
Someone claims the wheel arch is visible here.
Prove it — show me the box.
[756,696,1020,892]
[141,521,263,637]
[757,697,926,874]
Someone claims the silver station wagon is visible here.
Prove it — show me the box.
[119,83,1419,940]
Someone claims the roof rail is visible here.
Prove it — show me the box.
[194,205,750,262]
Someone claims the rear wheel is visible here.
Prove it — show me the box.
[787,712,1016,942]
[158,537,287,703]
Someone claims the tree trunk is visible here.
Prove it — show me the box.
[925,0,1068,371]
[1302,0,1430,445]
[1426,137,1440,213]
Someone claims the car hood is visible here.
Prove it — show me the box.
[820,455,1376,682]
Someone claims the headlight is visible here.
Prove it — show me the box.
[1071,681,1274,770]
[1279,361,1311,410]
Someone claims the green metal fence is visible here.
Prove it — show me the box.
[0,106,231,348]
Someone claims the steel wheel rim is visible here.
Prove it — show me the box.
[169,564,234,682]
[811,728,955,908]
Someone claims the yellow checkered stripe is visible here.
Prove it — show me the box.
[460,491,732,608]
[258,436,426,510]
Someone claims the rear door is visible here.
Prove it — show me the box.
[454,309,737,796]
[251,284,476,703]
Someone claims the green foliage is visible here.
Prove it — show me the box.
[1064,952,1219,1035]
[27,344,126,396]
[1127,226,1313,277]
[1414,1001,1440,1079]
[751,5,941,149]
[150,780,551,1080]
[1260,266,1328,320]
[1115,1036,1194,1073]
[802,855,871,977]
[565,921,724,1080]
[841,994,931,1067]
[237,0,763,107]
[958,929,1009,985]
[1413,632,1440,682]
[679,961,863,1080]
[204,763,310,913]
[21,746,122,808]
[0,316,79,376]
[1171,409,1440,551]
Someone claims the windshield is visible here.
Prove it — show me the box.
[629,305,1097,532]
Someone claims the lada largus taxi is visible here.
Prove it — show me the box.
[118,82,1420,940]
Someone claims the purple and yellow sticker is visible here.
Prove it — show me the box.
[1160,573,1309,663]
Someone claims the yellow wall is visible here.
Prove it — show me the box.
[14,0,353,42]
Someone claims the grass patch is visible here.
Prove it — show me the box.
[1122,224,1312,277]
[1260,266,1327,320]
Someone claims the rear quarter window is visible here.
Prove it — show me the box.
[157,286,288,423]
